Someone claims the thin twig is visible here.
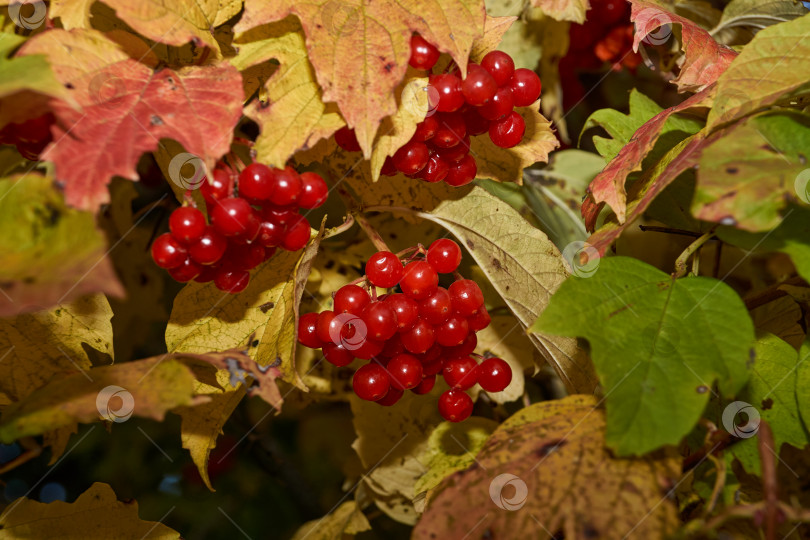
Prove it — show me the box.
[639,225,704,237]
[673,227,717,279]
[759,421,778,540]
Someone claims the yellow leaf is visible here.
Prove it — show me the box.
[531,0,590,23]
[469,14,517,62]
[415,395,681,539]
[0,482,180,539]
[236,0,486,156]
[290,501,371,540]
[470,105,559,184]
[233,17,345,167]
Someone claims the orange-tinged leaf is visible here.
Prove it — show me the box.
[18,29,242,210]
[469,14,517,61]
[531,0,590,23]
[630,0,737,93]
[236,0,486,156]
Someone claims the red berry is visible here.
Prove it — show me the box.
[447,332,477,358]
[468,305,491,331]
[270,167,302,206]
[435,315,470,347]
[432,112,466,148]
[188,227,227,265]
[478,357,512,392]
[438,389,474,422]
[422,356,444,377]
[256,220,285,248]
[388,353,423,390]
[400,318,435,354]
[377,386,404,406]
[228,242,265,270]
[462,64,497,106]
[194,265,218,283]
[335,126,361,152]
[427,239,462,273]
[419,287,452,325]
[298,312,323,349]
[151,233,186,269]
[169,207,206,244]
[436,135,470,163]
[411,375,436,395]
[384,294,419,331]
[298,172,328,209]
[449,279,485,316]
[392,140,430,175]
[419,153,450,183]
[201,169,233,205]
[214,267,250,293]
[400,261,439,300]
[380,157,397,176]
[316,310,337,343]
[409,34,440,70]
[444,154,477,187]
[281,214,311,251]
[238,163,275,200]
[443,356,479,389]
[380,332,405,358]
[366,251,404,288]
[361,302,398,341]
[480,50,515,86]
[429,74,465,113]
[211,197,260,239]
[264,247,277,261]
[509,68,542,106]
[413,116,439,142]
[489,111,525,148]
[168,257,202,282]
[262,205,297,226]
[478,86,514,121]
[323,342,354,367]
[334,284,371,314]
[353,337,384,360]
[419,343,444,364]
[462,107,490,136]
[353,362,390,401]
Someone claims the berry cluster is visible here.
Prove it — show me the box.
[334,36,542,187]
[297,239,512,422]
[151,163,328,293]
[0,114,55,161]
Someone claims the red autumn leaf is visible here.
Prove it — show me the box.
[630,0,737,93]
[18,29,243,210]
[582,86,713,227]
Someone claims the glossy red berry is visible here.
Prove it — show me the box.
[256,220,285,248]
[281,214,311,251]
[377,386,404,406]
[334,284,371,314]
[449,279,485,316]
[427,239,462,273]
[461,64,498,106]
[411,375,436,395]
[462,107,490,136]
[201,169,233,205]
[429,74,465,113]
[435,315,470,347]
[384,294,419,331]
[419,153,450,183]
[388,353,423,390]
[419,287,452,324]
[409,34,440,70]
[298,312,323,349]
[366,251,404,288]
[352,337,384,360]
[238,163,275,200]
[489,111,525,148]
[443,356,479,390]
[380,157,397,176]
[444,154,477,187]
[168,257,202,283]
[361,302,398,341]
[323,342,354,367]
[400,318,435,354]
[392,140,430,175]
[447,332,477,358]
[151,233,186,269]
[214,267,250,293]
[298,172,328,209]
[480,50,515,86]
[438,389,474,422]
[353,362,390,401]
[436,135,470,163]
[316,310,337,343]
[229,243,265,270]
[335,126,361,152]
[169,207,206,244]
[509,68,542,106]
[478,357,512,392]
[270,167,302,206]
[478,86,514,121]
[194,265,218,283]
[380,332,405,358]
[400,261,439,300]
[432,113,466,148]
[413,116,439,142]
[211,197,260,239]
[468,304,491,331]
[262,205,297,226]
[188,227,227,265]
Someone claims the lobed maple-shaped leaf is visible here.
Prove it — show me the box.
[235,0,486,156]
[18,29,243,210]
[630,0,737,93]
[531,0,590,23]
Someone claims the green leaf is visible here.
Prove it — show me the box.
[0,174,124,317]
[533,256,755,455]
[797,342,810,435]
[729,334,810,474]
[693,112,810,231]
[711,0,809,45]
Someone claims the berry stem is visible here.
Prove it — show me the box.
[354,213,393,253]
[322,214,356,240]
